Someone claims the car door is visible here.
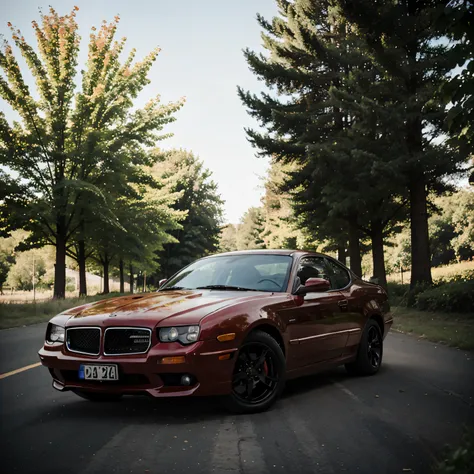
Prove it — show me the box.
[324,257,365,352]
[285,256,350,367]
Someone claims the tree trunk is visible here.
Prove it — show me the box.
[78,239,87,296]
[129,263,134,294]
[337,241,346,265]
[103,255,110,294]
[371,225,387,289]
[54,216,67,299]
[409,179,432,288]
[348,219,362,277]
[119,259,125,293]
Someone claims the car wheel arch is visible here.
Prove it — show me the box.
[244,321,286,356]
[367,313,384,337]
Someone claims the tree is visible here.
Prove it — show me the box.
[152,149,223,280]
[6,248,47,291]
[0,230,29,293]
[219,224,239,252]
[0,7,184,297]
[260,161,304,250]
[338,0,469,288]
[0,235,15,294]
[236,207,266,250]
[443,0,474,157]
[238,0,370,277]
[430,189,474,263]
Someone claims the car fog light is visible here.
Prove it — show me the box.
[181,375,192,386]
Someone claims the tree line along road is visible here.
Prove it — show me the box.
[0,324,473,474]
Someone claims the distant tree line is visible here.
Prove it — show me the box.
[0,7,223,297]
[220,182,474,278]
[238,0,473,289]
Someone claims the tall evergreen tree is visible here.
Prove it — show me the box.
[236,207,266,250]
[443,0,474,155]
[338,0,469,288]
[260,161,304,250]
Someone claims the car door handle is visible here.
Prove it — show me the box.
[338,300,349,309]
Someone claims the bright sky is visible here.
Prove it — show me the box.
[0,0,279,224]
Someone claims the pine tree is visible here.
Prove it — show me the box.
[239,0,367,274]
[338,0,469,288]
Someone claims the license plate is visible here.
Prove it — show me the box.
[79,364,118,381]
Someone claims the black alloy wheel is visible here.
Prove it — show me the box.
[367,325,382,369]
[345,319,384,376]
[232,342,279,404]
[224,330,285,413]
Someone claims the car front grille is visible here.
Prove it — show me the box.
[66,327,101,355]
[103,328,151,355]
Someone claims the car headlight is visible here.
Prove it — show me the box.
[159,326,200,344]
[46,323,65,344]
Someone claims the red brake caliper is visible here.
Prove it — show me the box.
[263,360,269,375]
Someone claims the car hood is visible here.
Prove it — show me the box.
[57,290,271,329]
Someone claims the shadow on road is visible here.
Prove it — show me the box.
[29,366,384,425]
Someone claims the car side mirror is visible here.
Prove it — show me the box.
[295,277,330,295]
[158,278,167,288]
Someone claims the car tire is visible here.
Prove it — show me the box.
[223,330,286,414]
[345,319,383,376]
[72,390,123,402]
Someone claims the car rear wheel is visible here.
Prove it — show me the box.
[345,319,383,376]
[72,390,123,402]
[223,330,286,414]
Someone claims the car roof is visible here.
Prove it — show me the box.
[204,249,324,258]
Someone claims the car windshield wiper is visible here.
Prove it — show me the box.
[159,286,189,291]
[195,285,260,292]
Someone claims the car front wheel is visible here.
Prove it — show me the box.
[345,319,383,376]
[224,330,286,414]
[72,390,123,402]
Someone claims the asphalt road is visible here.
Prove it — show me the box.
[1,324,473,474]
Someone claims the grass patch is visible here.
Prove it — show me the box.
[391,306,474,351]
[435,428,474,474]
[0,293,128,330]
[388,260,474,284]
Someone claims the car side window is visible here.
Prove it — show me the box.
[296,257,330,286]
[325,258,351,290]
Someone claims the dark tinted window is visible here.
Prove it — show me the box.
[325,259,351,289]
[296,257,330,285]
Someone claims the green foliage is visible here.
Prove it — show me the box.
[260,161,305,250]
[387,282,410,307]
[6,248,46,291]
[239,0,471,288]
[430,190,474,265]
[152,149,223,279]
[442,1,474,152]
[415,280,474,313]
[219,224,239,252]
[236,207,266,250]
[435,429,474,474]
[0,233,17,292]
[0,7,184,297]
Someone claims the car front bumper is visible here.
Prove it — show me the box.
[38,340,238,397]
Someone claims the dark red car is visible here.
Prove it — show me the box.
[39,250,392,413]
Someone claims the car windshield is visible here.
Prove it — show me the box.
[160,254,293,293]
